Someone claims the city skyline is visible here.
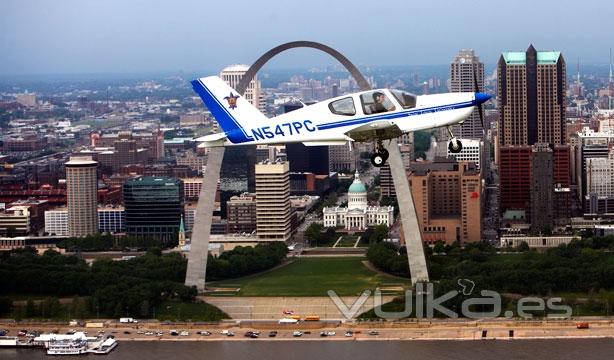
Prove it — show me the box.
[1,0,613,75]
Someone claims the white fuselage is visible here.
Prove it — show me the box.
[219,89,476,146]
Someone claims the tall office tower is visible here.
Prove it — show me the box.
[449,49,485,139]
[66,156,98,237]
[226,192,257,234]
[447,139,484,169]
[497,45,567,220]
[220,64,265,112]
[499,146,532,214]
[498,45,566,147]
[255,161,292,242]
[328,145,355,173]
[123,177,184,242]
[530,144,554,233]
[576,128,614,211]
[408,160,481,245]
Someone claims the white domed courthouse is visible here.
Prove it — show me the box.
[323,171,394,230]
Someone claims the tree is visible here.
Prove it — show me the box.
[369,224,389,244]
[433,241,446,254]
[305,223,324,246]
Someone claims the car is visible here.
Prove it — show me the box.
[268,331,278,337]
[201,331,211,336]
[304,331,311,335]
[180,331,189,336]
[368,330,379,336]
[292,331,303,337]
[0,329,8,336]
[123,331,131,335]
[282,310,294,315]
[345,331,354,337]
[226,331,235,337]
[169,330,179,336]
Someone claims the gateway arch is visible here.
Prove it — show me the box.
[185,41,428,292]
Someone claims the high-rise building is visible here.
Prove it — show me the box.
[447,139,483,169]
[123,177,184,242]
[497,46,568,223]
[66,156,98,237]
[98,206,125,233]
[450,49,485,139]
[530,144,554,233]
[328,145,355,173]
[255,161,292,242]
[499,146,532,214]
[408,160,481,245]
[220,64,265,112]
[226,192,257,234]
[498,45,566,146]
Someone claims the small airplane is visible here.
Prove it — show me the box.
[191,71,490,167]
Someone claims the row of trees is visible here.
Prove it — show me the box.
[367,236,614,296]
[206,242,288,281]
[0,248,224,320]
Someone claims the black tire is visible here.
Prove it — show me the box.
[380,148,389,161]
[448,139,462,153]
[370,153,385,167]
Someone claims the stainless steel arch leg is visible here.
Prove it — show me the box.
[185,147,225,292]
[384,139,429,284]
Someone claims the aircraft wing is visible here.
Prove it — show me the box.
[343,120,403,142]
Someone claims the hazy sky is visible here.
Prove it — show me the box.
[1,0,612,75]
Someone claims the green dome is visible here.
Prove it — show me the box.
[348,181,366,193]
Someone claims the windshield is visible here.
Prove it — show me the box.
[390,90,417,109]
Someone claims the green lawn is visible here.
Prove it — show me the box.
[209,257,410,297]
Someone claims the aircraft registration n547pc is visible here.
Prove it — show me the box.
[191,75,491,167]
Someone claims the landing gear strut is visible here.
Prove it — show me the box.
[370,139,389,167]
[446,126,462,154]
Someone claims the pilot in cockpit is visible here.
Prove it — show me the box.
[371,92,390,114]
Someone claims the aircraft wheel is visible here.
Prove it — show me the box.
[448,138,463,153]
[379,148,389,161]
[370,153,386,167]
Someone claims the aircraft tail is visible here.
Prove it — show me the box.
[191,76,266,143]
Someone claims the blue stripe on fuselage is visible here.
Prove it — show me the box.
[316,100,475,131]
[190,79,253,144]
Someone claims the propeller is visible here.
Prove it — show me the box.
[473,66,486,135]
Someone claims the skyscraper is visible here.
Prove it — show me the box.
[449,49,485,139]
[255,161,292,242]
[66,156,98,237]
[219,64,265,112]
[123,177,184,242]
[498,45,566,146]
[497,45,569,224]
